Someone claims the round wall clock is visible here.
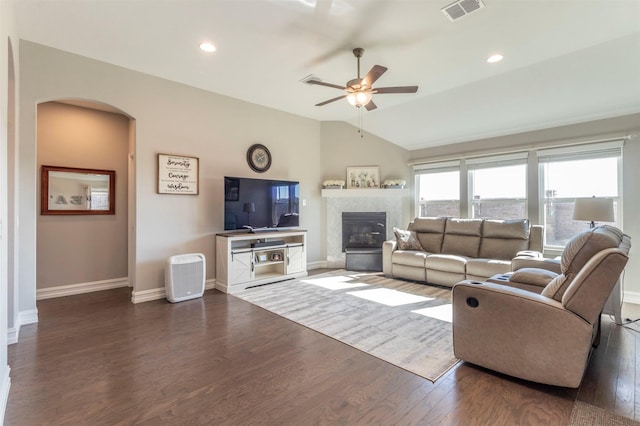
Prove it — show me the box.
[246,143,272,173]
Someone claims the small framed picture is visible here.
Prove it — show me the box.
[257,254,267,262]
[346,166,380,189]
[271,253,282,261]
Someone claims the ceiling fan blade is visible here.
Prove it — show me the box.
[315,94,348,106]
[362,65,387,87]
[364,99,377,111]
[307,80,346,90]
[374,86,419,94]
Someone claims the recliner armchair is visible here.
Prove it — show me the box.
[452,225,631,388]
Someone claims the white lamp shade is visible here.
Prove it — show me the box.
[573,197,614,223]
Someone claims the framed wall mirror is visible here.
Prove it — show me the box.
[41,165,116,215]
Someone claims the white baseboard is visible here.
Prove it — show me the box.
[0,367,11,426]
[9,309,39,345]
[624,290,640,305]
[205,279,216,291]
[19,309,38,326]
[7,328,18,345]
[36,277,129,300]
[131,280,217,304]
[307,261,328,270]
[130,287,166,304]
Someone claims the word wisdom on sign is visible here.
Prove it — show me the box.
[157,153,199,195]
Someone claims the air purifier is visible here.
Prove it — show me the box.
[165,253,206,303]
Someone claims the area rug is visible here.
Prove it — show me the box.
[233,270,459,382]
[569,401,640,426]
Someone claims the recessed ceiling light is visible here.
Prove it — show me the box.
[199,42,216,53]
[487,54,503,63]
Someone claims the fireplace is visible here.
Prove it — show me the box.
[342,212,386,271]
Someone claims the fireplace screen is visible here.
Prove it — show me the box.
[342,212,387,252]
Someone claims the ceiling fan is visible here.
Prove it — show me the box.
[307,47,418,111]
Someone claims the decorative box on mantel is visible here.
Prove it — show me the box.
[382,179,406,189]
[322,180,345,190]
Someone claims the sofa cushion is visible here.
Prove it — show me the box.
[483,219,530,239]
[480,238,530,261]
[425,253,467,273]
[479,219,531,260]
[410,217,447,233]
[442,218,482,258]
[541,274,570,302]
[510,268,558,288]
[393,227,424,251]
[466,258,512,278]
[392,250,428,267]
[409,217,446,253]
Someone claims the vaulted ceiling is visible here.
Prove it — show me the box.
[15,0,640,150]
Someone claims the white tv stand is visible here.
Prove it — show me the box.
[215,230,307,294]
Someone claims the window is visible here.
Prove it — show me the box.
[412,140,624,250]
[538,141,622,247]
[468,153,527,220]
[415,161,460,217]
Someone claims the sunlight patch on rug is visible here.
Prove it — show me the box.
[347,288,433,306]
[301,275,370,290]
[412,304,453,323]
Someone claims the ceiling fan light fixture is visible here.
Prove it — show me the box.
[347,91,371,107]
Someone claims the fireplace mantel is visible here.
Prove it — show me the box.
[321,188,410,198]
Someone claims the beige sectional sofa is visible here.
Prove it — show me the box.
[382,217,544,287]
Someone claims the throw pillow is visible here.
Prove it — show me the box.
[393,227,424,251]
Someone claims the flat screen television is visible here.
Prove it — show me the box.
[224,176,300,231]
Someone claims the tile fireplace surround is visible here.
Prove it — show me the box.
[322,189,411,268]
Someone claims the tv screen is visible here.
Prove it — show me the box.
[224,176,300,231]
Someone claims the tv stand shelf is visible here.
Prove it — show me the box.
[215,230,307,293]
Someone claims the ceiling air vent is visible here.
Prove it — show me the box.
[442,0,485,21]
[300,74,322,84]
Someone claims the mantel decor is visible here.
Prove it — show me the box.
[347,166,380,189]
[383,179,406,189]
[41,165,116,215]
[157,153,199,195]
[322,180,345,189]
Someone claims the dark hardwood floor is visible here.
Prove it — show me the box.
[6,274,639,425]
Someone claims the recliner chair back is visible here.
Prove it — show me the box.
[561,246,629,324]
[540,226,630,317]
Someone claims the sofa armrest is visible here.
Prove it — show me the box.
[382,239,397,275]
[512,256,561,274]
[452,281,594,387]
[529,225,544,252]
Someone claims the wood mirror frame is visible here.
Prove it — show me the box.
[41,165,116,215]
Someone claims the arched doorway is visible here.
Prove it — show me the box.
[35,99,136,301]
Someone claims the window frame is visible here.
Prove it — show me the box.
[537,141,623,251]
[411,140,625,252]
[414,160,461,218]
[466,152,528,220]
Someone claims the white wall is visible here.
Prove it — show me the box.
[18,40,325,305]
[1,0,18,420]
[409,114,640,299]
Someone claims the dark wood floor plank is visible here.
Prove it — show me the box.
[614,327,636,419]
[5,283,640,425]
